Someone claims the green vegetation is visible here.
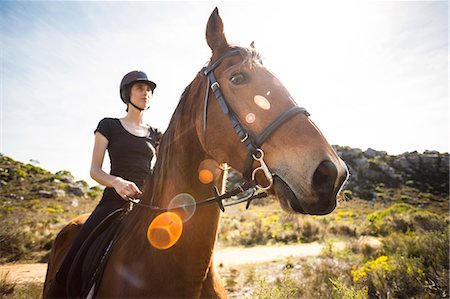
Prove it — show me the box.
[0,154,99,263]
[218,194,447,298]
[215,184,448,299]
[0,153,448,298]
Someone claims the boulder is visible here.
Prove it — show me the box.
[363,148,387,159]
[38,190,53,198]
[67,185,84,196]
[51,189,66,198]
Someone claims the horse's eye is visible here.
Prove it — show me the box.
[230,73,247,85]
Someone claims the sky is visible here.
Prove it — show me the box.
[1,1,448,186]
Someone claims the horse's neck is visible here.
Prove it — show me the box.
[113,122,222,295]
[153,127,222,248]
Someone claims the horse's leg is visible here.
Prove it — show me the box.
[200,261,228,299]
[43,213,89,298]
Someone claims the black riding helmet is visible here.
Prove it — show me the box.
[119,70,157,104]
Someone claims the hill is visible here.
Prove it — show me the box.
[0,154,100,263]
[0,149,448,298]
[1,148,448,263]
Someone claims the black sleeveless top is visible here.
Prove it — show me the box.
[95,118,162,195]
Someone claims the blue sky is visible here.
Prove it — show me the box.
[1,1,448,185]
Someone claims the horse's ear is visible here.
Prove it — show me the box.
[206,7,229,53]
[250,41,256,48]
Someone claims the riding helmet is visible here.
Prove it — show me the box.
[119,71,157,104]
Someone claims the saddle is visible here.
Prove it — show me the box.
[66,207,128,298]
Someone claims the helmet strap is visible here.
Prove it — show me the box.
[128,99,149,112]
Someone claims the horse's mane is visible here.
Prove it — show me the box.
[148,82,196,205]
[118,46,263,249]
[117,82,198,247]
[142,46,262,207]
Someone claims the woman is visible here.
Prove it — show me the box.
[52,70,162,295]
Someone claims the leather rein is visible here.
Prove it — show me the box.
[129,48,309,212]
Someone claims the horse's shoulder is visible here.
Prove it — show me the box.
[68,213,90,225]
[54,214,90,245]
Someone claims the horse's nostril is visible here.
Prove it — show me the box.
[312,160,338,196]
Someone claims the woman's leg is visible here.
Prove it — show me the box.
[55,196,125,286]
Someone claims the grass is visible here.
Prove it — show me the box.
[1,151,448,298]
[221,228,448,299]
[216,186,449,299]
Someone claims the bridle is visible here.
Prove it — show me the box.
[202,48,310,190]
[129,48,310,212]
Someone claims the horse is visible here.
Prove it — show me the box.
[43,8,348,298]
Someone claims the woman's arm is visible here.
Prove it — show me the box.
[90,132,142,199]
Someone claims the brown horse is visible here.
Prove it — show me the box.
[44,8,348,298]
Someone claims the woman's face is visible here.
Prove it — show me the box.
[130,83,152,110]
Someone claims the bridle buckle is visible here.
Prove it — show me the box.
[251,149,273,191]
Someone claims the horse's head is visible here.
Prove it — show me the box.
[195,8,348,215]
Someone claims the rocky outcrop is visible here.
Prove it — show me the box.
[334,146,449,198]
[0,154,96,201]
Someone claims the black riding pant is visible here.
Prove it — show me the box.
[56,189,127,285]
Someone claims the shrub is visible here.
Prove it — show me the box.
[330,278,368,299]
[349,231,449,298]
[342,189,353,200]
[0,272,16,297]
[2,282,42,298]
[23,163,49,175]
[382,231,449,298]
[76,180,89,188]
[299,258,353,298]
[363,203,446,236]
[329,224,357,237]
[251,268,300,299]
[299,220,320,243]
[352,254,429,298]
[55,170,74,181]
[0,225,29,262]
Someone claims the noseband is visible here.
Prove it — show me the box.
[203,48,310,189]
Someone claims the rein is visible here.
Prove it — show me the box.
[131,48,310,213]
[127,180,267,213]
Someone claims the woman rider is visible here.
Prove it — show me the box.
[49,70,162,296]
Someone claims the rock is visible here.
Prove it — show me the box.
[67,185,84,196]
[364,148,387,159]
[392,156,411,172]
[56,171,75,183]
[51,189,66,197]
[438,155,449,173]
[71,199,79,207]
[334,145,449,198]
[352,157,370,173]
[38,190,53,198]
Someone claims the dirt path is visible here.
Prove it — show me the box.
[214,242,346,267]
[0,242,346,284]
[0,263,46,284]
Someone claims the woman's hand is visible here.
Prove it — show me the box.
[112,177,142,201]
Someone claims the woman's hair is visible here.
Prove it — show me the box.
[124,85,131,112]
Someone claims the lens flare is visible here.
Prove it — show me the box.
[199,169,214,184]
[254,95,271,110]
[147,212,183,250]
[245,113,256,124]
[168,193,196,222]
